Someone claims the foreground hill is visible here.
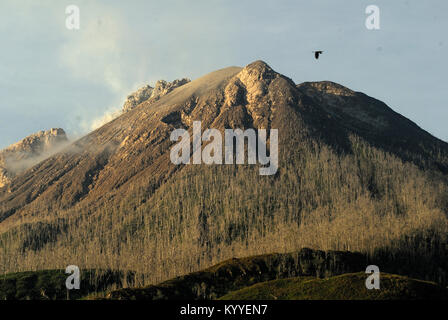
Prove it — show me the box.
[0,269,128,300]
[105,249,366,300]
[3,249,444,300]
[104,249,448,300]
[220,273,448,300]
[1,61,448,288]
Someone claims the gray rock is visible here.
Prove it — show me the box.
[122,78,190,113]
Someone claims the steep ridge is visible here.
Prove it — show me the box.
[1,61,448,286]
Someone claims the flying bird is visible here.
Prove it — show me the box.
[313,51,323,59]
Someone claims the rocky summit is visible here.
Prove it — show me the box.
[0,128,68,188]
[122,78,191,113]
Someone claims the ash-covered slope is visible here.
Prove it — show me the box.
[0,60,447,226]
[0,128,68,188]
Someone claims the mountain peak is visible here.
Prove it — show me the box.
[239,60,276,82]
[222,60,287,107]
[0,128,68,188]
[4,128,67,153]
[245,59,272,70]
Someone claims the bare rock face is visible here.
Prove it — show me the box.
[122,85,154,113]
[219,60,296,128]
[0,168,9,190]
[122,78,191,113]
[234,60,278,104]
[0,128,68,188]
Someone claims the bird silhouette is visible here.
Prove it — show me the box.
[313,51,323,59]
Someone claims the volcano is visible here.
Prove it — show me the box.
[1,61,447,287]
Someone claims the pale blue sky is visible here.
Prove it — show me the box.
[0,0,447,149]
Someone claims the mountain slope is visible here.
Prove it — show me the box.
[1,61,448,288]
[297,81,448,172]
[0,66,242,226]
[1,61,447,226]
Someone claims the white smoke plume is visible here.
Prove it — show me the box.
[89,108,123,131]
[59,3,149,134]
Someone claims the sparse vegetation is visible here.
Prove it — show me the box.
[1,135,447,289]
